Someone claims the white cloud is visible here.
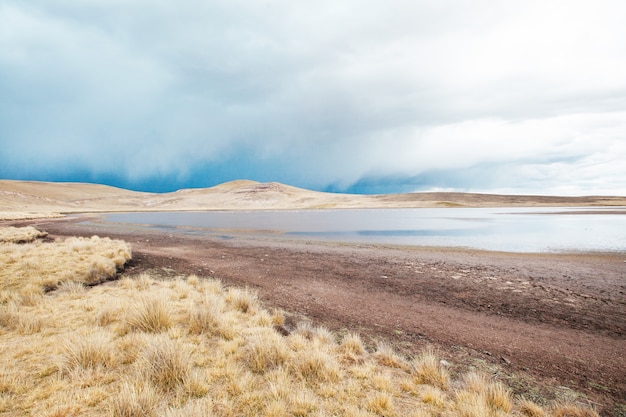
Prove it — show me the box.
[1,0,625,194]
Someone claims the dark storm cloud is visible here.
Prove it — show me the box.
[1,0,625,194]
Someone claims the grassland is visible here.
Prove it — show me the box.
[2,179,625,220]
[0,226,601,416]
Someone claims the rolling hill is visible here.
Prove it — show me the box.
[1,179,625,219]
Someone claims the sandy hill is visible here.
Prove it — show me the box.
[1,179,625,219]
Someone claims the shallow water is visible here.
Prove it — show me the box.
[92,207,626,253]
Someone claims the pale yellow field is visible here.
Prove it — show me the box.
[0,227,599,416]
[2,179,625,220]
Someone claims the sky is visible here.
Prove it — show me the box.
[1,1,625,195]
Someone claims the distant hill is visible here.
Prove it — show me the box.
[1,179,625,219]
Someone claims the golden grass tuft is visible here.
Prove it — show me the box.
[367,392,394,416]
[188,293,236,340]
[61,331,115,372]
[375,341,409,369]
[293,347,342,383]
[518,398,548,417]
[454,372,513,417]
[107,382,160,417]
[339,332,367,358]
[411,348,450,389]
[139,336,191,391]
[245,329,291,374]
[225,286,258,314]
[552,404,600,417]
[126,296,173,333]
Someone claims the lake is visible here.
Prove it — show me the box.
[91,207,626,253]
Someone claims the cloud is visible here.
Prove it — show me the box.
[1,0,625,194]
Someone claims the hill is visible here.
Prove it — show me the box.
[1,179,625,219]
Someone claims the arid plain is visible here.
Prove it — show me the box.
[2,180,625,416]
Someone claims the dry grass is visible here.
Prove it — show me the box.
[0,227,131,294]
[411,348,450,389]
[125,296,173,333]
[0,226,602,416]
[0,211,64,221]
[0,225,49,243]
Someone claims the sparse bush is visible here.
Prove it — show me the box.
[487,381,513,413]
[188,294,236,340]
[0,303,45,334]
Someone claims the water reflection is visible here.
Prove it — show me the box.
[94,207,626,253]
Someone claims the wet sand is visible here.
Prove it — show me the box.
[18,216,626,416]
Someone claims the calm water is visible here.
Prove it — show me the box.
[92,207,626,253]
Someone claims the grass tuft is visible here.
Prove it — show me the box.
[226,287,258,314]
[411,348,450,389]
[126,296,173,333]
[341,333,366,354]
[552,404,600,417]
[375,341,409,369]
[245,329,291,373]
[518,398,547,417]
[108,382,160,417]
[61,331,115,372]
[140,336,190,391]
[367,392,394,416]
[293,348,341,383]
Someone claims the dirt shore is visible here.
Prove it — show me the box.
[17,217,626,416]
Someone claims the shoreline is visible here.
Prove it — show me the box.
[9,216,626,416]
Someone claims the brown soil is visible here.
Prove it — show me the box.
[17,217,626,416]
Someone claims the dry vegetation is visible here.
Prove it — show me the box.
[0,227,600,417]
[0,226,49,243]
[0,212,64,221]
[2,179,626,217]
